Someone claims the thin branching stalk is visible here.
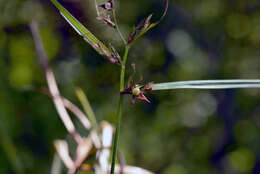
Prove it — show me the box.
[62,97,92,130]
[38,87,92,130]
[94,0,100,16]
[112,8,127,45]
[110,45,130,174]
[30,20,82,144]
[50,153,62,174]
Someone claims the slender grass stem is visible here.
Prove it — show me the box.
[75,87,99,131]
[50,153,62,174]
[30,20,82,144]
[110,45,130,174]
[94,0,100,16]
[112,9,127,45]
[120,45,130,89]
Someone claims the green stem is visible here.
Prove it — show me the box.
[120,45,130,89]
[110,45,130,174]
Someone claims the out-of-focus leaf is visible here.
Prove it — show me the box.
[75,87,98,131]
[152,79,260,90]
[127,0,168,44]
[50,0,120,64]
[0,122,24,174]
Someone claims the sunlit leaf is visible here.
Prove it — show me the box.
[152,79,260,90]
[50,0,120,64]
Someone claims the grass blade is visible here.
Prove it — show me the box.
[50,0,115,62]
[152,79,260,90]
[75,87,98,131]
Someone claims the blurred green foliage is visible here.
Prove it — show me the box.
[0,0,260,174]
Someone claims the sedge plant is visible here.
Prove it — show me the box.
[42,0,260,173]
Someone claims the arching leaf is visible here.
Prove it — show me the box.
[50,0,120,64]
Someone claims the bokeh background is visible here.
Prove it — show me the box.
[1,0,260,173]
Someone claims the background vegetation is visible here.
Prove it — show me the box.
[1,0,260,173]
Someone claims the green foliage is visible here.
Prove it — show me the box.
[50,0,117,63]
[228,148,255,173]
[1,0,260,174]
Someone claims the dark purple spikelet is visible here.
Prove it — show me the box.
[121,83,153,105]
[99,0,114,11]
[97,15,116,28]
[127,0,169,44]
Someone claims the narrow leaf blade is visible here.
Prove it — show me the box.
[152,80,260,90]
[50,0,113,59]
[75,87,98,131]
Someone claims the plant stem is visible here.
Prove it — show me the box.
[110,45,130,174]
[94,0,100,16]
[112,9,127,45]
[30,20,82,144]
[120,45,130,89]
